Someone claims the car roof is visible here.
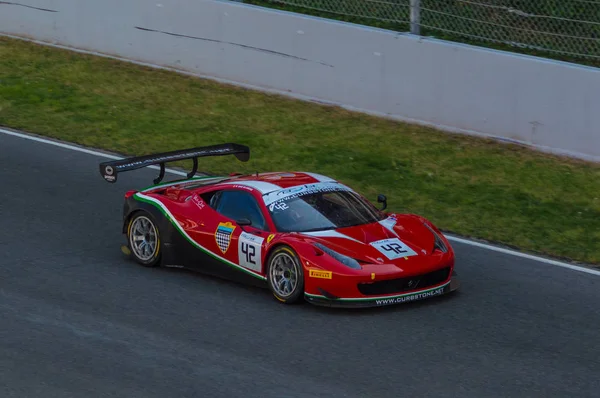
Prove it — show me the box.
[147,171,343,195]
[216,171,339,194]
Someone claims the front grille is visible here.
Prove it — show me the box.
[357,267,451,296]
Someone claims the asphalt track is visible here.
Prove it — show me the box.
[1,130,599,398]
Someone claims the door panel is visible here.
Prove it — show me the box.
[189,188,271,275]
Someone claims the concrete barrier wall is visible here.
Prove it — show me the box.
[2,0,599,161]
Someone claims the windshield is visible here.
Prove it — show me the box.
[266,189,385,232]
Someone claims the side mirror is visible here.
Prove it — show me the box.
[236,218,252,227]
[377,194,387,211]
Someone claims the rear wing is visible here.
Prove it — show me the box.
[99,143,250,184]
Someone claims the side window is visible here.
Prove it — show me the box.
[213,190,268,231]
[200,190,220,208]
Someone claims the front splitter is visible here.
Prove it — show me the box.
[304,276,460,309]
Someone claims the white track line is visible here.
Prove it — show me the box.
[444,235,600,276]
[2,126,599,276]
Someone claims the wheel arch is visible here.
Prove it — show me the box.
[264,242,303,270]
[263,241,306,304]
[122,197,182,266]
[122,198,174,238]
[123,208,143,234]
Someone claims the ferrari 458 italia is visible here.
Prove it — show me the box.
[99,143,459,308]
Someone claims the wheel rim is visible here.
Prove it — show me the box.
[129,216,158,261]
[269,252,299,297]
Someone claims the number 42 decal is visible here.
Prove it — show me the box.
[238,232,264,272]
[370,238,418,260]
[241,242,256,264]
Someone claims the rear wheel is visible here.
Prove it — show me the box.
[126,212,161,267]
[266,245,304,304]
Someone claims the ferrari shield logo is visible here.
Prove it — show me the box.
[215,222,236,253]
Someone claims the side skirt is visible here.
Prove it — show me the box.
[162,230,268,289]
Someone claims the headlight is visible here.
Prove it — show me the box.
[313,243,362,269]
[423,223,448,253]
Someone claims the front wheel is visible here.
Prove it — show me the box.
[126,212,161,267]
[266,245,304,304]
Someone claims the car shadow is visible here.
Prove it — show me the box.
[153,263,462,316]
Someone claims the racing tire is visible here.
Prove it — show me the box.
[266,245,305,304]
[126,211,162,267]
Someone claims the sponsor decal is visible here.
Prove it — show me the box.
[309,269,332,279]
[276,186,304,196]
[269,201,289,212]
[238,232,264,272]
[114,148,235,171]
[370,238,418,260]
[215,222,236,253]
[191,194,205,209]
[266,234,275,244]
[262,182,353,206]
[231,184,253,191]
[374,287,445,306]
[103,165,116,182]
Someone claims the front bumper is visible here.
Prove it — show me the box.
[304,272,460,308]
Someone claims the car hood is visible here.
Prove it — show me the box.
[299,214,438,265]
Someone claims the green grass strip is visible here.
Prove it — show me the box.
[1,36,599,265]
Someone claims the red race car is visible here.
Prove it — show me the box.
[99,143,459,308]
